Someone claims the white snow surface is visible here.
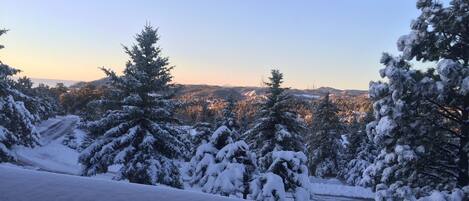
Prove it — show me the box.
[0,165,243,201]
[13,115,83,174]
[309,177,374,199]
[5,115,377,201]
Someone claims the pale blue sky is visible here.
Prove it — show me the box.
[0,0,420,89]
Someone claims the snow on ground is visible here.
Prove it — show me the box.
[0,165,243,201]
[6,115,376,201]
[310,177,374,199]
[13,115,83,174]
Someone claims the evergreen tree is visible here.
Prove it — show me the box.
[244,70,310,201]
[341,110,376,186]
[0,29,40,162]
[364,54,457,200]
[191,122,214,154]
[251,151,312,201]
[244,69,305,170]
[363,1,469,199]
[190,126,257,198]
[396,0,469,187]
[307,93,344,178]
[217,96,239,132]
[79,25,185,187]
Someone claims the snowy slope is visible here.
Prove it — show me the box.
[6,116,376,201]
[0,165,243,201]
[13,115,83,174]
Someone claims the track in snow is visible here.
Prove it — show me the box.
[14,115,82,175]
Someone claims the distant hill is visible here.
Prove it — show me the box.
[27,77,80,87]
[69,77,368,100]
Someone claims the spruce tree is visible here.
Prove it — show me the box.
[244,69,305,170]
[79,25,185,187]
[217,96,239,132]
[245,70,310,200]
[307,93,344,178]
[191,122,214,154]
[190,126,257,198]
[341,110,376,186]
[0,29,40,162]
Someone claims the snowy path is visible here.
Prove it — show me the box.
[14,115,83,175]
[0,165,243,201]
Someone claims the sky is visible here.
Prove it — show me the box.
[0,0,420,90]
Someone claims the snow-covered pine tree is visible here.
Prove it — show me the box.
[217,96,239,132]
[244,69,305,170]
[250,172,286,201]
[0,29,40,162]
[307,93,344,178]
[190,125,257,198]
[344,116,362,161]
[212,139,257,198]
[191,122,214,153]
[244,70,309,201]
[364,54,457,200]
[79,25,185,187]
[396,0,469,188]
[341,109,376,186]
[251,151,311,201]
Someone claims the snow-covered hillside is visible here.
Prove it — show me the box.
[13,115,84,174]
[0,165,243,201]
[5,115,376,201]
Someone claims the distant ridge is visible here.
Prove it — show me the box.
[25,77,81,87]
[70,77,368,100]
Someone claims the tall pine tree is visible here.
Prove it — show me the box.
[217,96,239,132]
[245,70,310,201]
[307,93,344,178]
[79,25,185,187]
[244,69,305,170]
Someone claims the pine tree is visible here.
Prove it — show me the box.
[190,126,257,198]
[251,151,311,201]
[217,96,239,132]
[307,93,344,178]
[363,0,469,198]
[79,25,185,187]
[396,0,469,187]
[0,29,40,162]
[244,69,305,170]
[341,110,376,186]
[244,70,310,201]
[364,54,457,200]
[191,122,214,154]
